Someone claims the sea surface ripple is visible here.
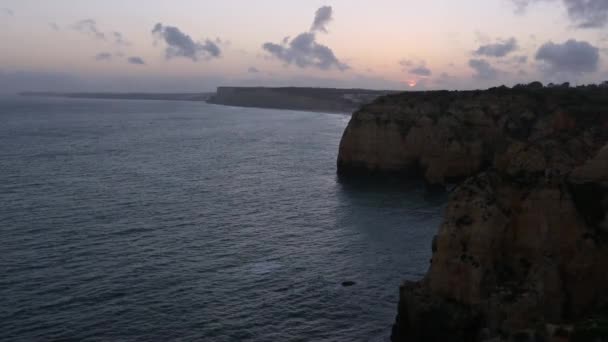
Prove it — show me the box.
[0,97,445,341]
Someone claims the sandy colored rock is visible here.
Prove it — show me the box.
[337,87,608,341]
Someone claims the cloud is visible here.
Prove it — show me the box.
[511,0,550,13]
[311,6,333,33]
[495,55,529,66]
[263,32,349,71]
[512,0,608,28]
[469,59,499,80]
[95,52,113,61]
[49,22,60,31]
[248,67,260,73]
[399,59,414,67]
[72,19,130,46]
[2,8,13,16]
[262,6,348,71]
[112,32,130,46]
[72,19,105,40]
[514,55,528,64]
[535,39,599,74]
[564,0,608,28]
[152,23,221,62]
[474,37,518,57]
[409,66,432,76]
[128,56,146,65]
[400,59,432,76]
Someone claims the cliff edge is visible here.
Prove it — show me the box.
[337,87,608,185]
[337,86,608,341]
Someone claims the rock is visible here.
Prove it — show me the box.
[568,144,608,231]
[335,87,608,341]
[342,281,356,287]
[392,166,608,340]
[337,92,502,184]
[337,88,608,186]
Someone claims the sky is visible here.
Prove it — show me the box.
[1,0,607,92]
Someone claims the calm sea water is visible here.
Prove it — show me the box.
[0,97,444,341]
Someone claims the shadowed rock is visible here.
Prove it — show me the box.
[337,86,608,341]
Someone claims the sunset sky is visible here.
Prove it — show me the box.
[1,0,607,92]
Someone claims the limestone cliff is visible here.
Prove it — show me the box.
[337,86,608,341]
[337,87,608,185]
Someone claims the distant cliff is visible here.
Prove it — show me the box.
[337,86,608,341]
[207,87,397,113]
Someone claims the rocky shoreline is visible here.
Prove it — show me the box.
[337,85,608,341]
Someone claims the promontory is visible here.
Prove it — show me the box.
[337,84,608,341]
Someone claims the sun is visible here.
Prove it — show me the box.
[407,80,417,87]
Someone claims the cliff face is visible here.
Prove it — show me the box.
[337,88,608,185]
[337,87,608,341]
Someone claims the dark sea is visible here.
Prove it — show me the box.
[0,96,445,341]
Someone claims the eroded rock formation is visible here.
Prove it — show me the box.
[337,88,608,186]
[337,87,608,341]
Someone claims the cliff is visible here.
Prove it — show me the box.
[207,87,397,113]
[337,86,608,341]
[338,87,608,185]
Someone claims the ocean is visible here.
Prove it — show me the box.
[0,96,444,341]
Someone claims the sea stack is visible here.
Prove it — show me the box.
[337,85,608,341]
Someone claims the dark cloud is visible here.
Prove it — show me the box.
[469,59,499,80]
[248,67,260,73]
[474,38,518,57]
[72,19,130,46]
[2,8,13,16]
[49,22,60,31]
[112,32,130,46]
[128,56,146,65]
[263,32,349,71]
[535,39,599,74]
[95,52,112,61]
[72,19,105,40]
[311,6,333,33]
[511,0,548,13]
[513,0,608,28]
[152,23,221,62]
[263,6,347,71]
[400,60,432,76]
[409,66,432,76]
[564,0,608,28]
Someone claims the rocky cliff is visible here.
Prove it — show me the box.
[337,87,608,185]
[337,86,608,341]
